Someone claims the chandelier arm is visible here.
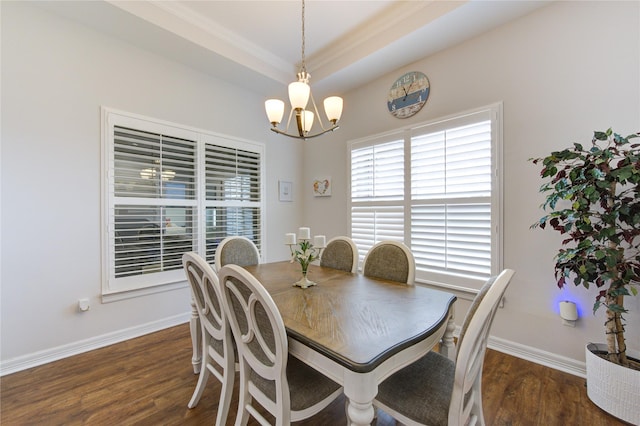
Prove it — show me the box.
[307,92,330,132]
[270,126,339,141]
[284,107,295,132]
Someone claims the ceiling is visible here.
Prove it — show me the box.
[37,0,550,97]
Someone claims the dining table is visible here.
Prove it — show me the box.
[241,260,457,426]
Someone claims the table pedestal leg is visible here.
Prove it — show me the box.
[440,313,457,361]
[190,296,202,374]
[344,371,376,426]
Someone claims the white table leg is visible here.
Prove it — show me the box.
[190,295,202,374]
[440,313,457,361]
[343,371,377,426]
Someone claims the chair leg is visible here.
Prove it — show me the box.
[188,332,211,408]
[235,369,251,426]
[215,357,235,426]
[188,357,210,408]
[190,297,202,374]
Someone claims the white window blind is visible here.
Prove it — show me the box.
[411,121,492,281]
[349,105,502,291]
[351,139,404,201]
[112,126,197,287]
[204,144,261,264]
[103,108,264,298]
[350,138,405,262]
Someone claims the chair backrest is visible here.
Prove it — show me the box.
[182,252,232,359]
[214,236,260,271]
[449,268,515,425]
[362,240,415,284]
[320,236,358,273]
[218,264,292,419]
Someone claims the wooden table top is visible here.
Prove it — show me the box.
[243,261,456,373]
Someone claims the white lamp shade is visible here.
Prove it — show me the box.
[302,110,314,132]
[324,96,343,122]
[265,99,285,125]
[288,81,310,109]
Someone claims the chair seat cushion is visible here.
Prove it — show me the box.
[250,354,341,412]
[287,355,341,411]
[375,351,454,425]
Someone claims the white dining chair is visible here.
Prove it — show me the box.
[182,252,235,426]
[320,236,358,273]
[373,269,515,426]
[218,264,343,425]
[214,236,260,271]
[362,240,415,284]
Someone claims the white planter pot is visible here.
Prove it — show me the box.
[585,343,640,425]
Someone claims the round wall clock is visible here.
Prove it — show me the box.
[387,71,430,119]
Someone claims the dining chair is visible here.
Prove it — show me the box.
[182,252,235,426]
[362,240,415,284]
[218,264,343,425]
[214,236,260,271]
[373,268,516,426]
[320,236,358,273]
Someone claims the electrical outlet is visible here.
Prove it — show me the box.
[78,298,90,312]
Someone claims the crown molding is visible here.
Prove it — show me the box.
[305,1,467,83]
[106,0,293,85]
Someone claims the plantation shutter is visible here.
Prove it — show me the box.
[348,105,500,290]
[111,126,197,289]
[411,120,493,282]
[204,143,262,264]
[103,109,265,299]
[350,138,404,263]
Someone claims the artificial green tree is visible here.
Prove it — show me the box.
[531,129,640,367]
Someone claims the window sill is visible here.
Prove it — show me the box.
[102,280,187,303]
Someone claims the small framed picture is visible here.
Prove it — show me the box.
[313,177,331,197]
[279,180,292,202]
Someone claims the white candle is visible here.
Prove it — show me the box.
[285,233,296,245]
[314,235,326,248]
[298,227,311,240]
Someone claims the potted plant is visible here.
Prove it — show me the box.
[531,128,639,424]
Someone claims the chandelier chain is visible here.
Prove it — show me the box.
[300,0,306,73]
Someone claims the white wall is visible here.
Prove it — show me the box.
[304,1,640,367]
[2,0,638,375]
[0,2,302,369]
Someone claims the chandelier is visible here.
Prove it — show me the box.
[265,0,343,140]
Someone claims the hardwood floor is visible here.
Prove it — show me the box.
[1,324,626,425]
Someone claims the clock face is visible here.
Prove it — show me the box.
[387,71,430,119]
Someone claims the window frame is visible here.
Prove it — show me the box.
[101,107,265,302]
[348,103,503,294]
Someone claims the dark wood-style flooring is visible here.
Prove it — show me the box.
[0,324,626,425]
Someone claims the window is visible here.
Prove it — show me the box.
[203,144,261,264]
[102,108,264,299]
[349,104,502,291]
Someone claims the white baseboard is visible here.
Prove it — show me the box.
[0,313,190,377]
[1,314,586,379]
[488,335,586,378]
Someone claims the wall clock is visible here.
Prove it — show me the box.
[387,71,430,119]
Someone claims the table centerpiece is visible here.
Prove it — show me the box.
[285,227,325,288]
